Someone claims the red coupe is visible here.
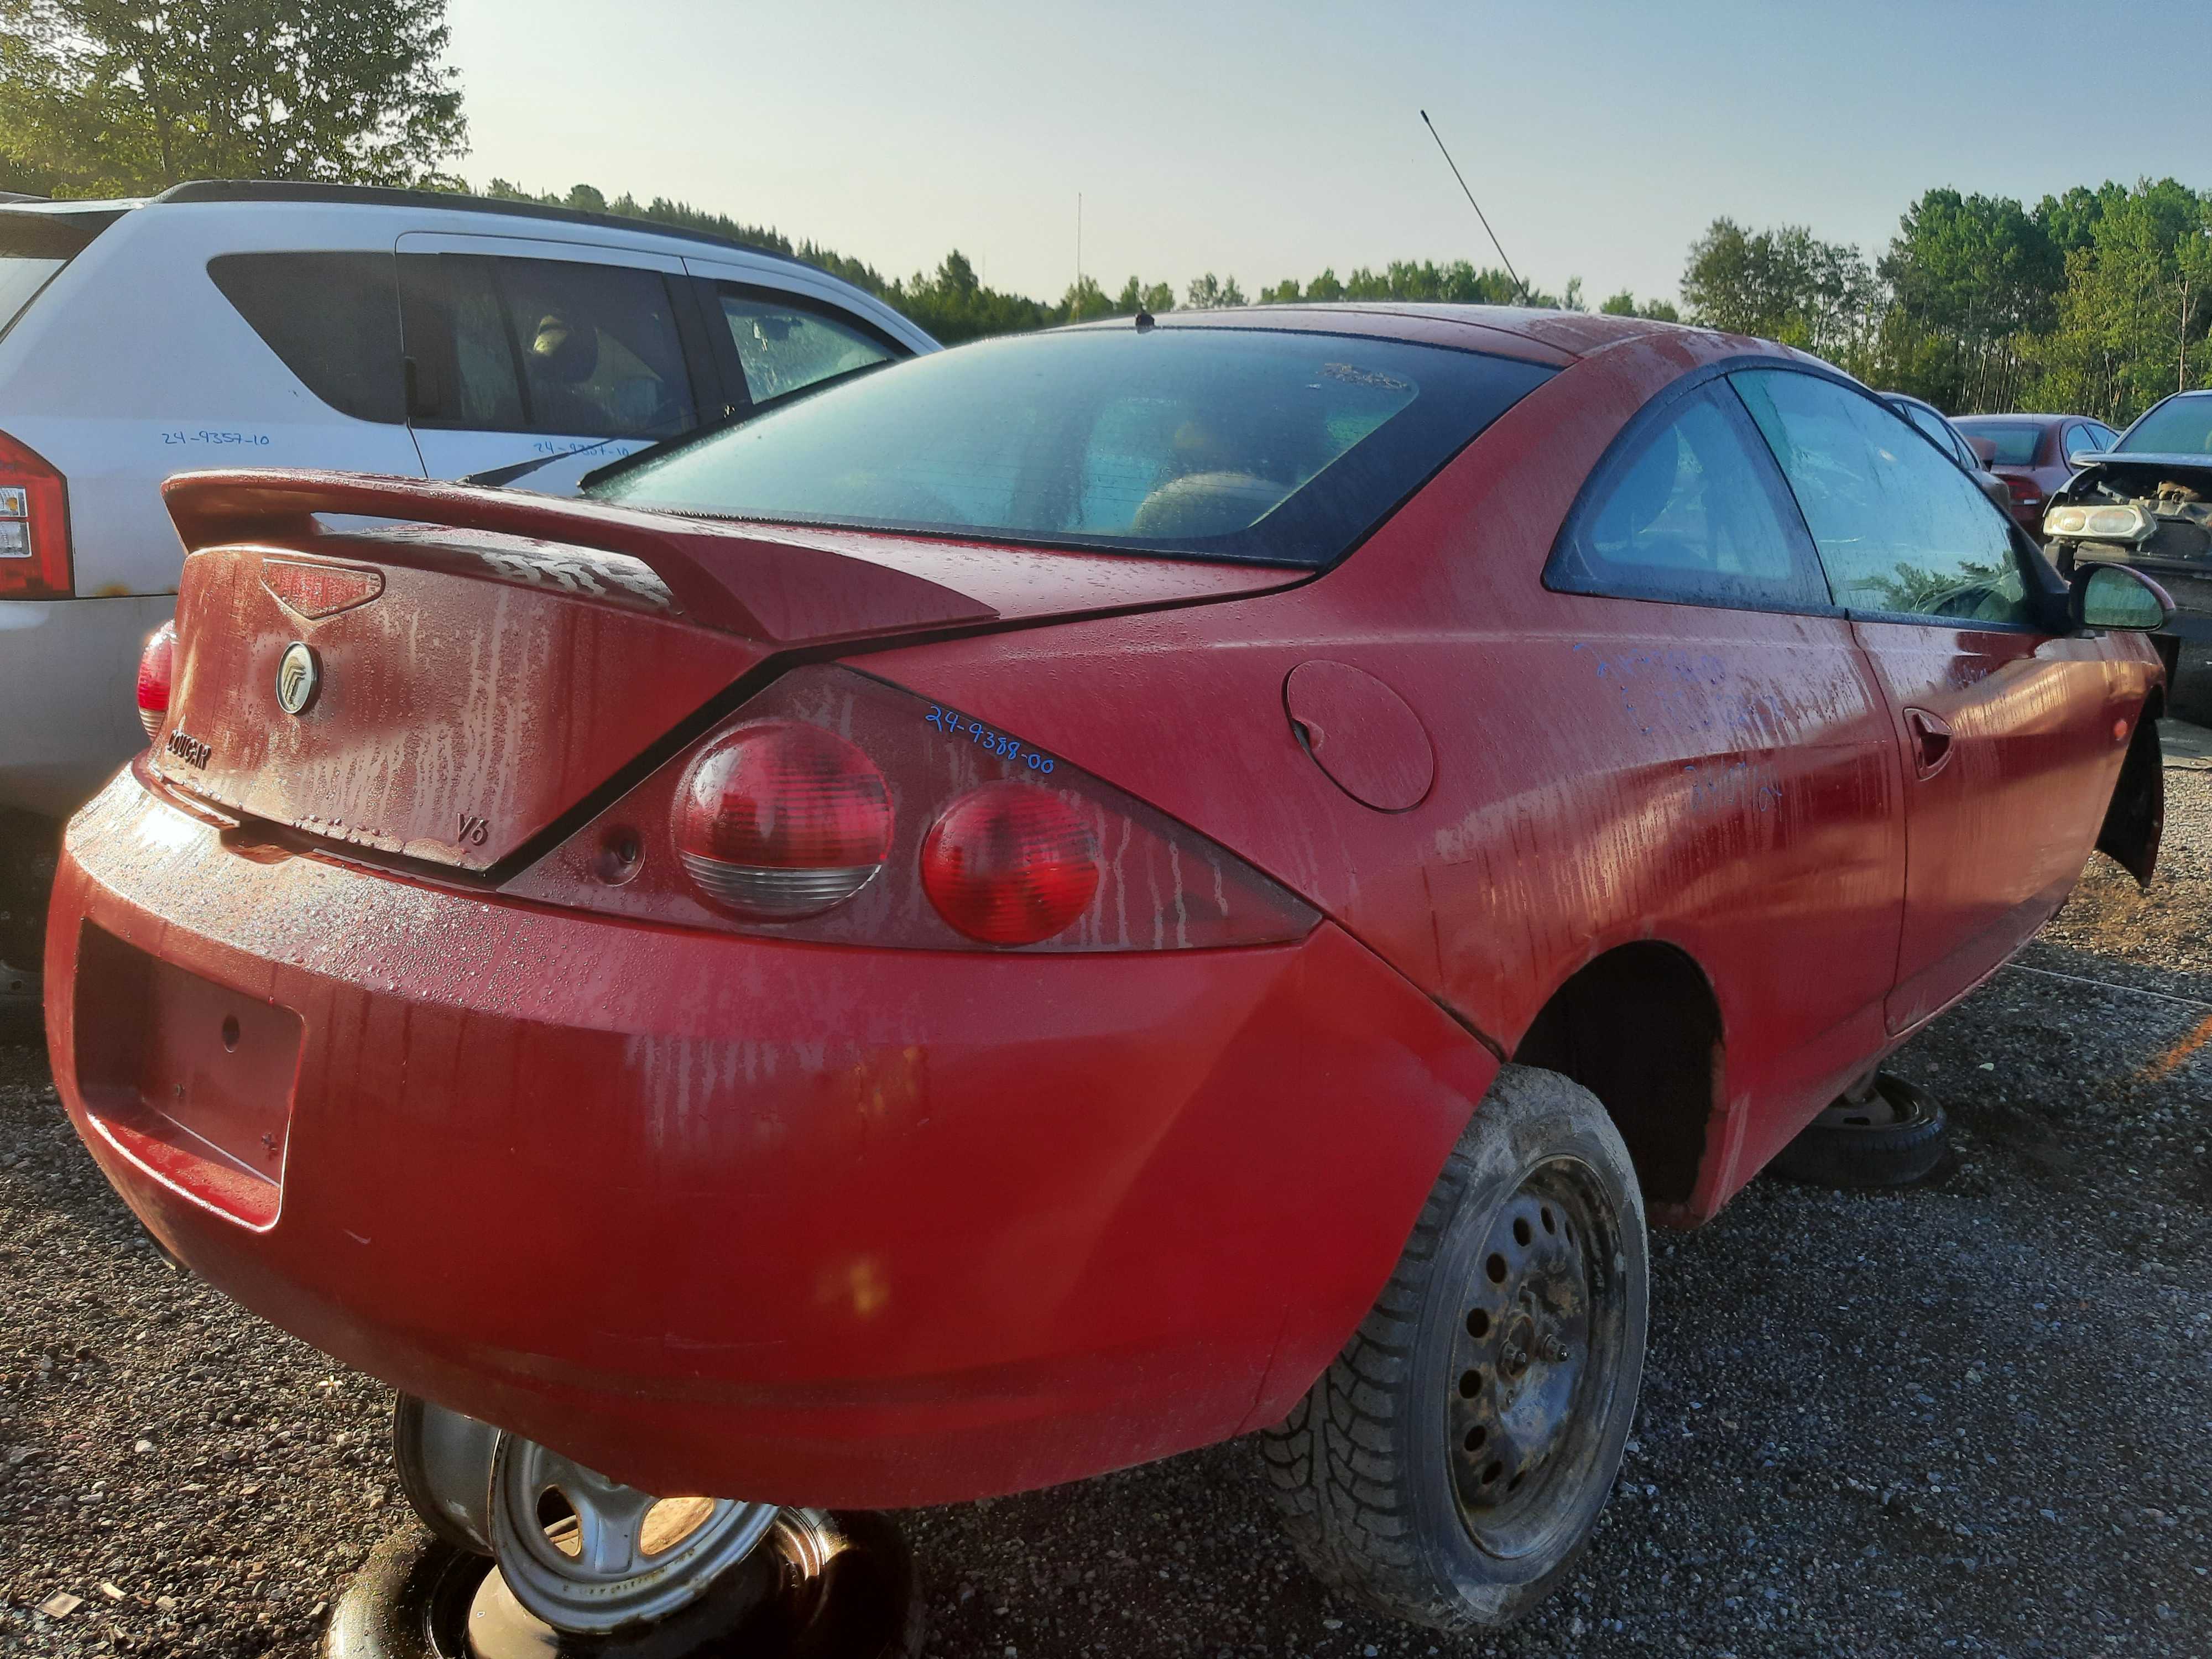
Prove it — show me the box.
[48,307,2171,1639]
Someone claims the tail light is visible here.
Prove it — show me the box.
[0,430,74,599]
[921,782,1100,945]
[2002,473,2043,508]
[136,620,176,740]
[506,664,1317,952]
[674,723,893,919]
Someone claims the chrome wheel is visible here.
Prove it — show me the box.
[1447,1156,1629,1560]
[486,1435,778,1635]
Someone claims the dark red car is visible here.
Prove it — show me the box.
[1953,411,2123,536]
[47,309,2171,1642]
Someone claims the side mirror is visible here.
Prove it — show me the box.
[1965,435,1997,466]
[2073,561,2172,632]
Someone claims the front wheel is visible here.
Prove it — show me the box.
[1260,1065,1648,1630]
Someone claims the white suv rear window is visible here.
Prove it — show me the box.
[0,211,112,337]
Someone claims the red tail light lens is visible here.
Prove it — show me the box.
[2002,473,2042,506]
[674,722,893,919]
[921,782,1101,945]
[512,665,1318,952]
[136,619,176,740]
[0,429,74,599]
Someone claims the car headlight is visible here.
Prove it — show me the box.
[2044,502,2152,542]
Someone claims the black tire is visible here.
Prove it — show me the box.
[1766,1072,1947,1190]
[1260,1065,1648,1630]
[324,1512,924,1659]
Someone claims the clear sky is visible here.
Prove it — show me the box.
[446,0,2208,308]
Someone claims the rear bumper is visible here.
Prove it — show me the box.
[0,593,174,819]
[46,768,1490,1507]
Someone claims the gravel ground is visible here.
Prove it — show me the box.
[5,772,2210,1659]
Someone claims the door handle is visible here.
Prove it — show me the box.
[1903,707,1954,779]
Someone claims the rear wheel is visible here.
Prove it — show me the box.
[1260,1065,1647,1629]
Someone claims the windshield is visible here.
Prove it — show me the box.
[0,211,112,337]
[2118,394,2212,456]
[590,326,1554,567]
[1954,421,2043,466]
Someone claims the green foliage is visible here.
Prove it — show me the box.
[1185,272,1248,309]
[2026,179,2212,423]
[1600,289,1681,322]
[0,0,466,196]
[1682,218,1878,360]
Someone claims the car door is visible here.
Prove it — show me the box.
[1529,376,1907,1187]
[1730,368,2135,1032]
[395,233,718,491]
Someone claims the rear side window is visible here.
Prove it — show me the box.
[1548,382,1830,612]
[399,254,698,440]
[1731,368,2036,628]
[1957,422,2043,466]
[0,211,113,339]
[207,253,404,424]
[593,328,1556,568]
[716,289,899,401]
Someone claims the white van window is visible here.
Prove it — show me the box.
[207,253,405,424]
[716,290,897,402]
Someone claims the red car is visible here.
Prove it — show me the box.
[1952,411,2123,536]
[48,310,2171,1641]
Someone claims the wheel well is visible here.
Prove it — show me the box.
[1510,943,1720,1207]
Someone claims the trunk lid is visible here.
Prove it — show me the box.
[153,471,1302,870]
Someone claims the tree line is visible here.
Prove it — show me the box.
[3,0,2206,425]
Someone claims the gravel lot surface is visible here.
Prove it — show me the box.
[4,769,2209,1659]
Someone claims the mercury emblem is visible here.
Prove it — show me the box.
[275,641,320,715]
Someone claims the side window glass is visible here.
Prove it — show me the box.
[1731,369,2036,628]
[717,290,897,402]
[398,254,525,430]
[1547,383,1830,611]
[499,259,697,439]
[207,253,404,424]
[1901,404,1954,460]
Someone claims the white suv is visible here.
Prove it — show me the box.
[0,180,935,992]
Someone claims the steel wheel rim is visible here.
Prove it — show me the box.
[1447,1156,1629,1560]
[486,1434,778,1634]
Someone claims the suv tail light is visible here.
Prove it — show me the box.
[507,664,1317,952]
[136,620,176,740]
[0,430,74,599]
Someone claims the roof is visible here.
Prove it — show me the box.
[147,180,810,271]
[1952,412,2094,429]
[1065,301,1699,367]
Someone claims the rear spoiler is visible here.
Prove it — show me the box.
[162,469,995,643]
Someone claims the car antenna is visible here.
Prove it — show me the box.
[1420,108,1527,304]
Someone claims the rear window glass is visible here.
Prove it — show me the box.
[1955,422,2044,466]
[208,252,404,424]
[2118,395,2212,456]
[592,327,1554,567]
[0,211,112,338]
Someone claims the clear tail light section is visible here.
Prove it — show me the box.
[135,619,176,740]
[508,664,1317,952]
[0,429,73,599]
[674,723,893,919]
